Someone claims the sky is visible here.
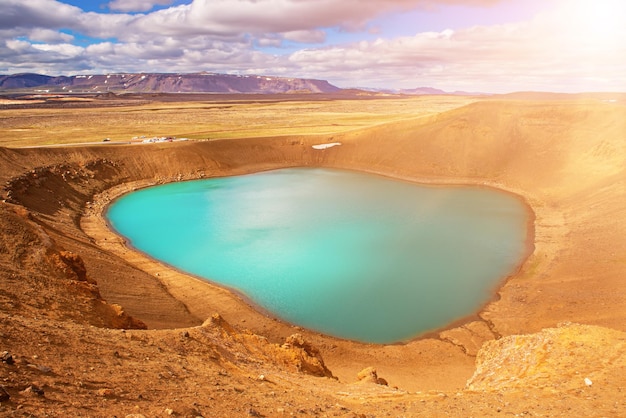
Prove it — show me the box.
[1,0,625,93]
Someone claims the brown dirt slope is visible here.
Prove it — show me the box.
[1,98,625,416]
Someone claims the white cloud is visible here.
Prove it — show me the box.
[32,43,84,56]
[121,0,495,39]
[1,38,90,74]
[255,37,283,48]
[85,42,116,56]
[1,0,625,92]
[0,0,83,30]
[284,0,626,92]
[5,39,33,53]
[0,0,499,41]
[28,28,74,43]
[75,12,137,39]
[107,0,176,13]
[283,30,327,44]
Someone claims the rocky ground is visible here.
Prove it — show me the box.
[1,96,625,416]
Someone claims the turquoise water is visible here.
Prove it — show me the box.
[107,168,529,343]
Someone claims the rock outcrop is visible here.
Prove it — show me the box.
[356,367,388,385]
[467,323,626,392]
[279,334,335,378]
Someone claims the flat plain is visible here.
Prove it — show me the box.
[0,93,477,147]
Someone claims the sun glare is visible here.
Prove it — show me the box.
[566,0,626,50]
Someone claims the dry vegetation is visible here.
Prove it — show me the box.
[0,94,477,147]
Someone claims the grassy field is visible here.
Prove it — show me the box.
[0,95,478,147]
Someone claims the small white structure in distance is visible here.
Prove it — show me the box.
[312,142,342,150]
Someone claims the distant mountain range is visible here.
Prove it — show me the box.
[0,72,484,96]
[0,72,341,94]
[398,87,485,96]
[358,86,487,96]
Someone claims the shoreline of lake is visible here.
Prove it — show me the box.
[83,166,536,346]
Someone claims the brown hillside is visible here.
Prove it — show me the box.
[1,98,625,416]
